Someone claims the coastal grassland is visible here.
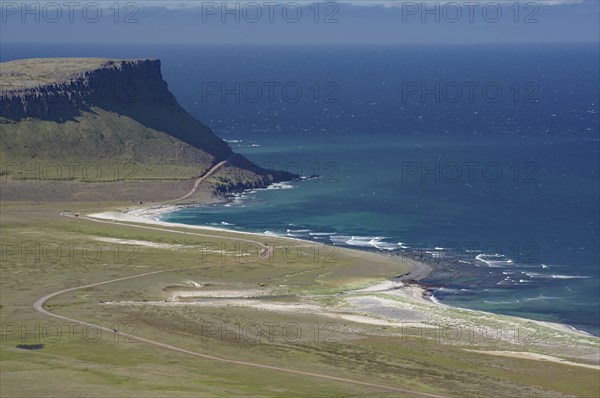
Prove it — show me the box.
[1,109,293,202]
[1,202,599,397]
[0,58,110,90]
[0,108,216,180]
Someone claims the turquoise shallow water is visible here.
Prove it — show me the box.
[163,131,600,335]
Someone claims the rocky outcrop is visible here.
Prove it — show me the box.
[1,59,174,122]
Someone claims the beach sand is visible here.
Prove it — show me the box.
[86,205,596,345]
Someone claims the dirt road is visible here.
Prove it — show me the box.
[32,214,447,397]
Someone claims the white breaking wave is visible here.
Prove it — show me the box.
[329,235,400,251]
[427,251,445,258]
[266,182,294,190]
[436,287,459,293]
[210,221,235,226]
[524,272,590,279]
[475,253,514,267]
[429,294,442,305]
[369,237,400,250]
[522,295,562,302]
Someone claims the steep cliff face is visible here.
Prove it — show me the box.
[1,59,176,121]
[0,58,296,190]
[1,58,234,162]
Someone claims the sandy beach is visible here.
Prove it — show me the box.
[85,205,595,344]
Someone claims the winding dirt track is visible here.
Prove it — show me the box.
[32,213,447,398]
[173,157,231,202]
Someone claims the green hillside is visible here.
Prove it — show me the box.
[0,58,295,187]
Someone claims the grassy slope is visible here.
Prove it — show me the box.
[1,58,295,197]
[0,105,294,194]
[0,106,226,180]
[1,202,598,397]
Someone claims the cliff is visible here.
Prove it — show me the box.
[1,59,175,121]
[0,58,296,193]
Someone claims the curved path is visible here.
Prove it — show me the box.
[33,214,447,398]
[173,157,232,202]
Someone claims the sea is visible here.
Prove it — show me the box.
[2,43,598,335]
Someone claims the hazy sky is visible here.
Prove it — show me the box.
[1,1,599,44]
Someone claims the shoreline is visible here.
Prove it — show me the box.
[85,203,596,339]
[88,203,434,283]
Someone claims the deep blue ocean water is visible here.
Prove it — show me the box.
[3,43,598,334]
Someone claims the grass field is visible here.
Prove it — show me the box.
[1,202,599,397]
